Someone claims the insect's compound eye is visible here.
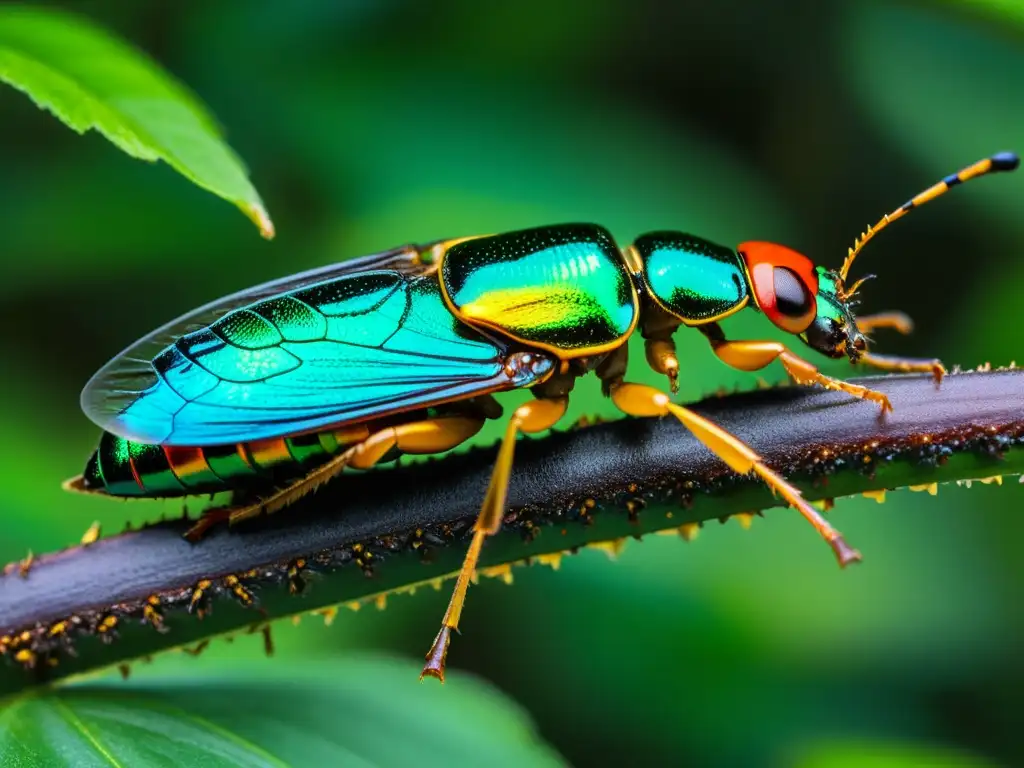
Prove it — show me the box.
[771,266,816,330]
[738,241,819,335]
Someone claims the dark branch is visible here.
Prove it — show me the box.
[1,370,1022,696]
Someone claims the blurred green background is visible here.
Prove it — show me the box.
[2,0,1023,765]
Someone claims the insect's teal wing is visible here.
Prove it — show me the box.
[82,246,552,445]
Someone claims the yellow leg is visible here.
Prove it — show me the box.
[857,352,945,383]
[851,312,944,382]
[712,338,893,413]
[610,382,861,568]
[855,311,914,336]
[645,337,680,393]
[184,417,484,541]
[421,397,568,682]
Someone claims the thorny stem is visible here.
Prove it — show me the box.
[0,370,1022,697]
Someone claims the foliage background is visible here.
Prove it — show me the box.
[1,0,1022,765]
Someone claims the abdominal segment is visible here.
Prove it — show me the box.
[81,424,373,498]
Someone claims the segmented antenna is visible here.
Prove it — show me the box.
[837,152,1019,298]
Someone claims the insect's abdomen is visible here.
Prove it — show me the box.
[81,426,371,498]
[439,224,639,356]
[633,232,749,324]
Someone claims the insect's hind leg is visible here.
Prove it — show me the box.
[183,416,485,541]
[421,396,568,682]
[609,381,861,568]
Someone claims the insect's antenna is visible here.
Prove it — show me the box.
[838,152,1019,294]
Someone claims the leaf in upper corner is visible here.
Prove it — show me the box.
[0,655,565,767]
[0,5,274,238]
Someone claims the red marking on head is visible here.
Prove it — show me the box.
[738,241,819,334]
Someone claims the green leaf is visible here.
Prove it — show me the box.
[0,656,564,767]
[0,5,273,238]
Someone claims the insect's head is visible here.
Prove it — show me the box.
[740,151,1020,360]
[737,241,865,361]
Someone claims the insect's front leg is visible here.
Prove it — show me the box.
[857,352,945,382]
[855,311,914,336]
[853,312,944,382]
[698,323,893,412]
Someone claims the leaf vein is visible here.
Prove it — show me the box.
[52,696,125,768]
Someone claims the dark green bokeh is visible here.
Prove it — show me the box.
[1,1,1022,766]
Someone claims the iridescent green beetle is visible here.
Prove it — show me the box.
[68,152,1018,680]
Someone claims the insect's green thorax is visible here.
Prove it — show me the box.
[632,232,749,325]
[440,224,639,357]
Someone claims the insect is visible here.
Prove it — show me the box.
[67,152,1018,680]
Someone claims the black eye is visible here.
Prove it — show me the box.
[773,267,812,317]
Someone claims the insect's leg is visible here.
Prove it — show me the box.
[850,312,945,381]
[853,311,946,379]
[346,416,486,470]
[644,336,680,394]
[699,323,893,412]
[855,311,914,335]
[638,304,682,393]
[184,417,484,541]
[596,343,630,396]
[609,381,861,567]
[856,352,945,382]
[422,396,568,682]
[185,450,365,541]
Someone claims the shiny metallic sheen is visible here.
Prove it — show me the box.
[635,232,748,324]
[802,266,862,360]
[81,245,437,441]
[84,427,365,497]
[92,272,546,446]
[441,224,638,355]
